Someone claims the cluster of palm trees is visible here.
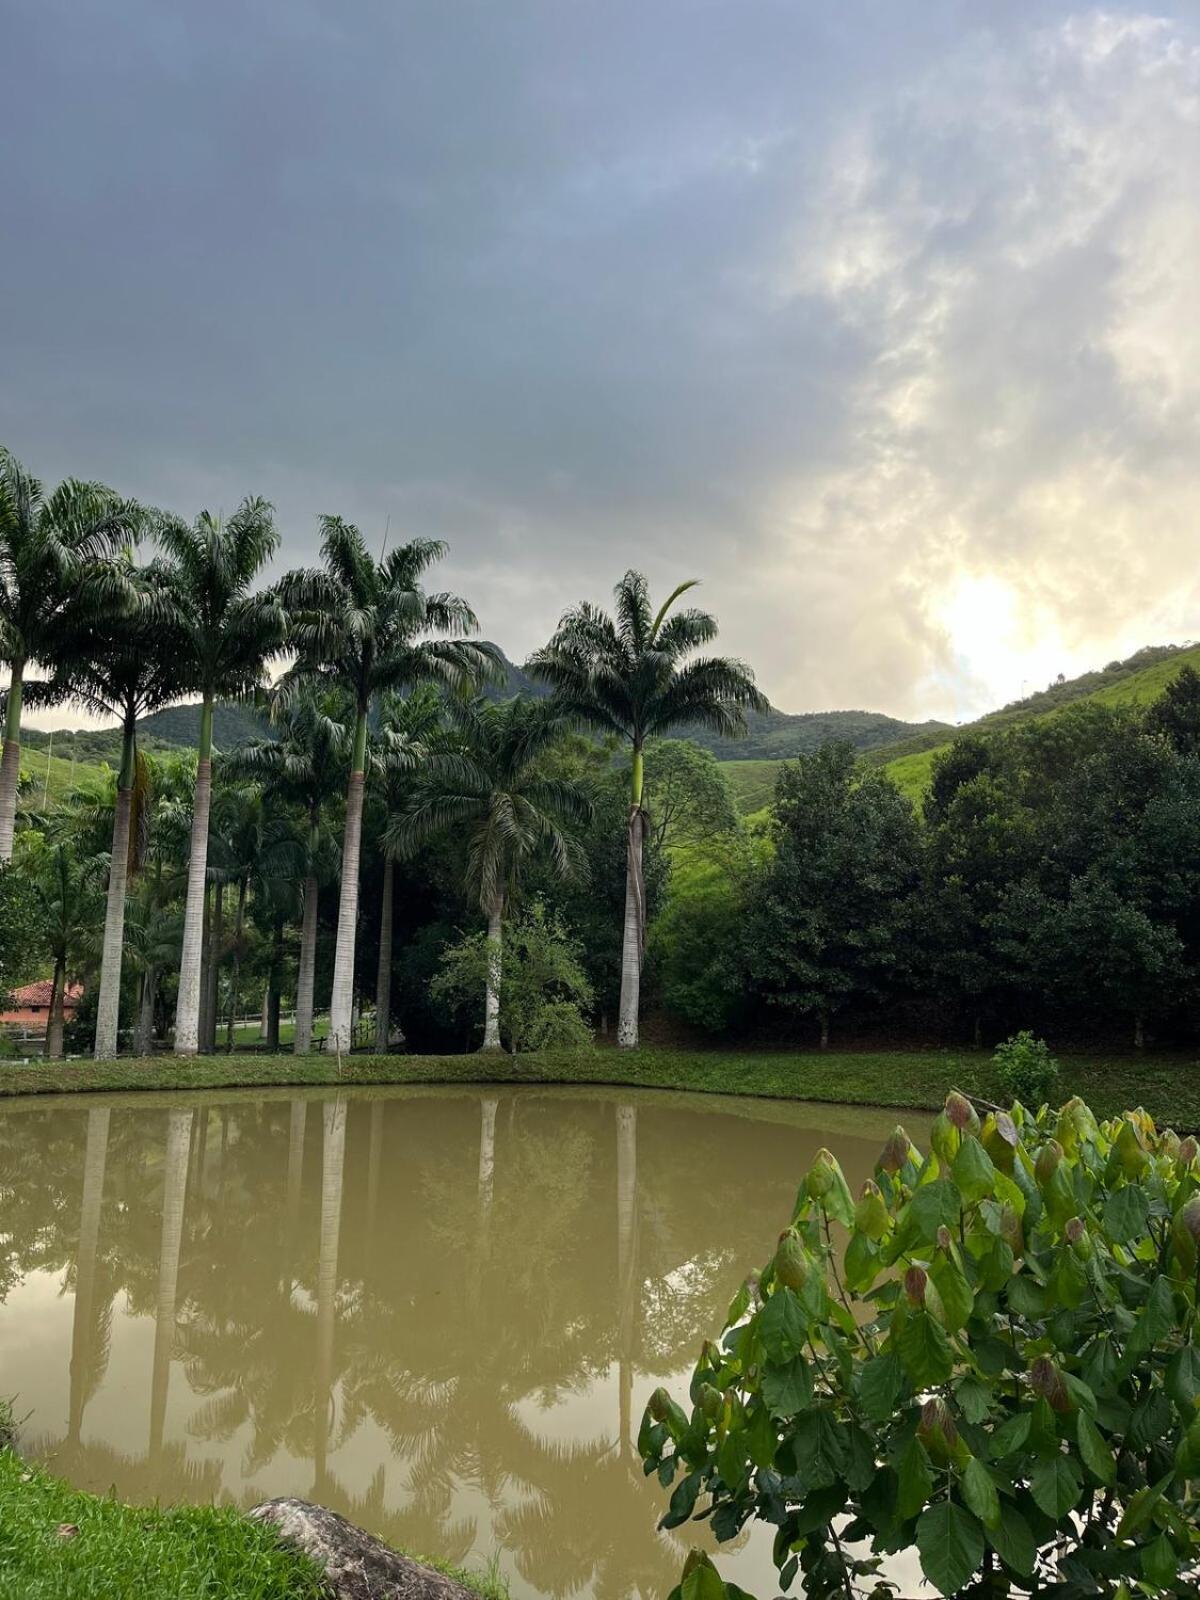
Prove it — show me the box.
[0,446,765,1059]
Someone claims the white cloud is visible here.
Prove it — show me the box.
[745,7,1200,719]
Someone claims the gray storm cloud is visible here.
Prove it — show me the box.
[2,0,1198,723]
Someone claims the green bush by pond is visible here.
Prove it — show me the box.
[641,1093,1200,1599]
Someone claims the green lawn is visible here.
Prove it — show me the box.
[0,1437,325,1600]
[1,1044,1195,1128]
[0,1408,505,1600]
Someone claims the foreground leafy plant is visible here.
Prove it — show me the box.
[639,1092,1200,1599]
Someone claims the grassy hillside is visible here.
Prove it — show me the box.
[17,744,107,801]
[723,758,784,813]
[684,707,951,762]
[878,642,1200,802]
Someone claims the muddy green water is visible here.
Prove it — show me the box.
[0,1085,930,1598]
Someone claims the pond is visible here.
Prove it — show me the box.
[0,1085,931,1599]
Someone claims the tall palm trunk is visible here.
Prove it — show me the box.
[267,928,283,1049]
[314,1095,346,1496]
[329,713,367,1054]
[203,883,224,1056]
[295,874,319,1054]
[0,660,25,864]
[481,896,504,1050]
[94,717,136,1060]
[616,1102,638,1459]
[225,877,248,1052]
[149,1108,192,1466]
[45,955,66,1059]
[374,856,394,1053]
[617,746,646,1049]
[365,1099,384,1281]
[283,1099,307,1288]
[175,696,214,1055]
[67,1106,110,1447]
[134,966,158,1056]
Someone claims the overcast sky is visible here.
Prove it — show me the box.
[4,1,1199,727]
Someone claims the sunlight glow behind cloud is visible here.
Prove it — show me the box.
[3,3,1199,727]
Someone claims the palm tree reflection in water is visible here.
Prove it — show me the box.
[0,1088,917,1599]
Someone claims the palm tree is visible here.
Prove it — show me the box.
[387,695,590,1050]
[0,447,143,861]
[368,687,446,1053]
[530,571,766,1048]
[38,566,185,1059]
[29,839,97,1058]
[281,519,496,1053]
[222,687,349,1053]
[154,501,285,1055]
[124,880,183,1057]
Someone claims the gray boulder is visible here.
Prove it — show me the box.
[250,1498,483,1600]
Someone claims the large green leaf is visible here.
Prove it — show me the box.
[758,1287,806,1363]
[682,1553,728,1600]
[930,1256,974,1333]
[1166,1346,1200,1411]
[898,1309,954,1386]
[985,1506,1037,1579]
[916,1501,984,1596]
[1103,1184,1150,1245]
[954,1374,991,1425]
[761,1354,812,1419]
[1076,1412,1116,1486]
[953,1138,997,1203]
[858,1352,903,1421]
[1030,1453,1082,1518]
[988,1410,1032,1459]
[910,1180,962,1240]
[791,1407,845,1489]
[961,1457,1001,1528]
[895,1437,934,1522]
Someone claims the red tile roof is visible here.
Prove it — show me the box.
[7,980,84,1007]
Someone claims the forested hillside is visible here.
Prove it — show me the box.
[19,649,541,766]
[680,706,951,760]
[875,641,1200,799]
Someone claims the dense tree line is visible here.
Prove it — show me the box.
[0,447,762,1058]
[6,440,1200,1063]
[718,671,1200,1049]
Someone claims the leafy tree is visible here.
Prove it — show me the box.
[281,520,494,1052]
[432,903,593,1056]
[366,686,446,1052]
[0,860,41,1009]
[387,695,591,1049]
[27,838,98,1057]
[641,737,739,852]
[223,686,349,1053]
[1146,663,1200,755]
[531,570,765,1048]
[741,744,922,1046]
[921,737,1035,1045]
[35,564,184,1058]
[652,839,764,1035]
[0,447,142,861]
[154,500,286,1055]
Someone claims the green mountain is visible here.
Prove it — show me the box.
[23,640,1198,815]
[873,642,1200,801]
[681,706,952,761]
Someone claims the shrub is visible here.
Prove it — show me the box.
[639,1092,1200,1600]
[992,1030,1058,1105]
[432,903,593,1056]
